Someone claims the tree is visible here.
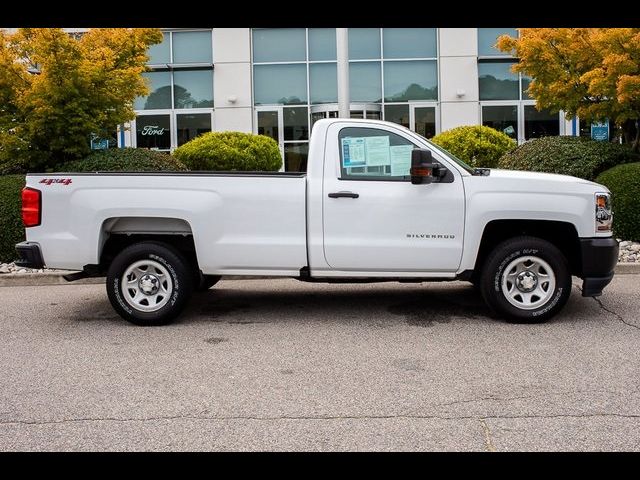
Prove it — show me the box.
[0,28,163,173]
[497,28,640,151]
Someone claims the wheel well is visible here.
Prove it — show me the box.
[474,220,581,278]
[100,233,200,277]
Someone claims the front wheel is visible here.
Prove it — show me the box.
[106,242,193,326]
[479,236,571,323]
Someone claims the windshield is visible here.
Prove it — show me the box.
[416,135,475,174]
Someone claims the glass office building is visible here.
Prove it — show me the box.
[125,28,575,171]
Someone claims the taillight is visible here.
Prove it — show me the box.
[22,187,41,227]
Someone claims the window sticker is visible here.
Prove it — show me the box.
[341,137,366,167]
[364,136,391,166]
[390,145,413,176]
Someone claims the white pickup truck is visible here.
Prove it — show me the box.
[15,118,618,326]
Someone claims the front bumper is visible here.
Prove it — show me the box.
[579,237,618,297]
[15,241,45,269]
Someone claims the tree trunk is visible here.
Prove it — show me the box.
[622,120,639,152]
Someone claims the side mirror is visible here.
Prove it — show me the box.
[410,149,435,185]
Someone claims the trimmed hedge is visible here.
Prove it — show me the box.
[430,125,516,169]
[173,132,282,171]
[0,175,26,263]
[57,148,187,172]
[595,163,640,241]
[498,136,640,181]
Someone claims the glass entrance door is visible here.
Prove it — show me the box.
[409,103,438,139]
[310,103,381,130]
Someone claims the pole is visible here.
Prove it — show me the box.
[336,28,350,118]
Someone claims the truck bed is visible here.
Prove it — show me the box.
[25,172,308,274]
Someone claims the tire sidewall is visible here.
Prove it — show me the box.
[107,243,191,326]
[483,239,570,322]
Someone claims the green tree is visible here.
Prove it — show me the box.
[497,28,640,151]
[0,28,163,173]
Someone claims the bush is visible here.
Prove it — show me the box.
[0,175,26,263]
[430,125,516,168]
[595,163,640,241]
[56,148,187,172]
[498,136,640,181]
[173,132,282,171]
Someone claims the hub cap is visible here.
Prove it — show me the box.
[121,260,173,312]
[501,256,556,311]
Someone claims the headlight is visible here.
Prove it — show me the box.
[595,192,612,232]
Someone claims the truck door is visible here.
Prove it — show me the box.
[322,123,465,273]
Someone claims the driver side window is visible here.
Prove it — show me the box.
[338,127,419,180]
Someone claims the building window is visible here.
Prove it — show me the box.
[348,28,381,60]
[524,105,559,140]
[148,32,170,64]
[349,62,382,103]
[173,70,214,108]
[177,113,212,147]
[251,27,439,172]
[478,28,561,143]
[482,105,518,140]
[134,29,214,151]
[136,71,172,110]
[253,28,306,63]
[136,114,171,151]
[382,28,437,59]
[478,28,518,56]
[308,28,336,61]
[172,31,213,64]
[254,64,307,105]
[478,61,519,101]
[383,60,437,102]
[309,63,337,104]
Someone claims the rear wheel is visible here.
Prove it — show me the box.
[479,236,571,323]
[106,242,193,326]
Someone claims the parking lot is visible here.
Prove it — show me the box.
[0,274,638,451]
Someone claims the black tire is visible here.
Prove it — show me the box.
[196,275,221,292]
[106,241,193,326]
[479,236,571,323]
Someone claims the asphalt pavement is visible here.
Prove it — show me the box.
[0,275,638,451]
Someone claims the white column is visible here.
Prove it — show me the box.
[336,28,350,118]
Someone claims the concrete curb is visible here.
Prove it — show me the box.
[1,264,639,287]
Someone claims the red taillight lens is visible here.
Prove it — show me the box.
[22,187,41,227]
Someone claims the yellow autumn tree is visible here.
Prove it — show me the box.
[0,28,162,173]
[497,28,640,151]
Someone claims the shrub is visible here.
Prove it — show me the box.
[430,125,516,168]
[498,136,640,181]
[595,163,640,242]
[173,132,282,171]
[0,175,26,263]
[56,148,187,172]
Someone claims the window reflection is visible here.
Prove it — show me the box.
[137,71,172,110]
[384,61,438,102]
[254,64,307,105]
[173,70,213,108]
[478,61,519,100]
